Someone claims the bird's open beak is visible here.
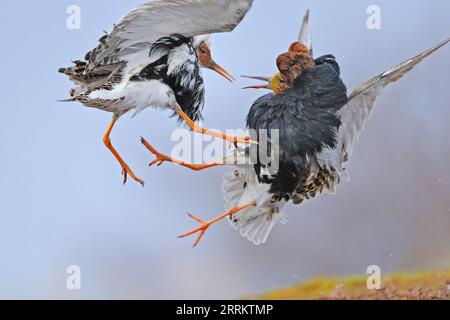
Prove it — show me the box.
[241,75,273,90]
[209,60,235,83]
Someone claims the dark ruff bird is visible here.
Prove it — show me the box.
[245,52,348,204]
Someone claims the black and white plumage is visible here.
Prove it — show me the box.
[58,0,253,185]
[60,0,253,117]
[65,33,216,123]
[224,38,449,245]
[128,34,206,122]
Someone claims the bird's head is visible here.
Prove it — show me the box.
[243,41,315,95]
[194,35,235,83]
[242,73,288,95]
[276,42,315,84]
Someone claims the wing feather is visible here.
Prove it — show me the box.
[88,0,253,69]
[298,10,313,55]
[318,38,449,178]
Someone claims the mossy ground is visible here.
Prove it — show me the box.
[253,269,450,300]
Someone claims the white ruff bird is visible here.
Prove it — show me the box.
[59,0,254,185]
[142,11,449,247]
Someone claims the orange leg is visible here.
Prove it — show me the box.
[175,105,258,145]
[141,137,221,171]
[179,202,257,247]
[103,115,144,186]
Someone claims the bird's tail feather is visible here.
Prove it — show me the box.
[228,207,281,246]
[222,170,246,210]
[222,169,282,246]
[57,97,76,103]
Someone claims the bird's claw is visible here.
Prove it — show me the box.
[178,213,211,247]
[148,153,170,167]
[121,164,144,187]
[122,169,128,185]
[141,137,171,169]
[149,159,164,167]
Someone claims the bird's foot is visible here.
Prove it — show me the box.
[148,150,171,168]
[178,213,212,247]
[141,137,171,168]
[192,125,258,145]
[121,163,145,187]
[179,202,256,247]
[149,155,170,167]
[102,115,144,187]
[142,137,221,172]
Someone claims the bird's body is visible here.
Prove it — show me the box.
[246,58,348,202]
[224,38,449,245]
[65,34,206,121]
[58,0,254,185]
[224,56,348,244]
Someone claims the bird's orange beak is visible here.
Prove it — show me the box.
[197,43,235,83]
[208,60,236,83]
[241,75,273,90]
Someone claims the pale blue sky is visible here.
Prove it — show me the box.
[0,0,449,299]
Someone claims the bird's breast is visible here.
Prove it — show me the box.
[123,79,176,111]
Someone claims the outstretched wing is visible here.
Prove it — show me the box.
[87,0,253,70]
[318,38,449,179]
[298,10,312,55]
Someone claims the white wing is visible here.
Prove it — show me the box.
[222,167,285,246]
[318,38,449,179]
[88,0,253,68]
[221,147,286,246]
[298,10,312,55]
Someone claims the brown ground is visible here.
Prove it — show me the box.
[254,269,450,300]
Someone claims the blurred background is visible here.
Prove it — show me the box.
[0,0,449,299]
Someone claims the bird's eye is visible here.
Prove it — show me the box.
[278,77,285,83]
[199,48,207,55]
